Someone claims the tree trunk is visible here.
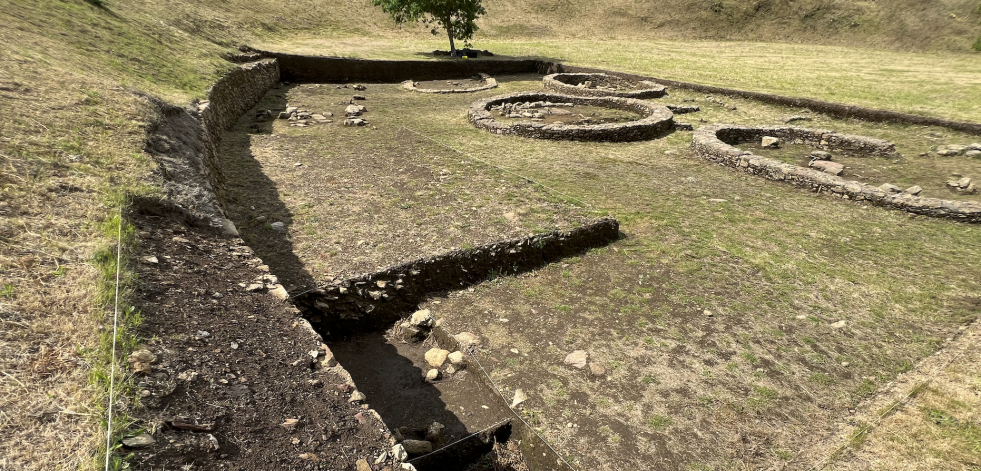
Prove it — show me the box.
[446,21,456,54]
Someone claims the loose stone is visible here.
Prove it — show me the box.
[122,433,155,448]
[564,350,588,369]
[511,388,528,408]
[426,422,445,443]
[447,351,466,367]
[761,136,781,148]
[425,369,441,381]
[401,440,433,455]
[425,348,450,368]
[391,444,408,461]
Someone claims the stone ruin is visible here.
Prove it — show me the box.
[402,73,499,94]
[543,72,667,99]
[469,91,675,142]
[691,124,981,222]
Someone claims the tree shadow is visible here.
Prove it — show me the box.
[218,84,319,295]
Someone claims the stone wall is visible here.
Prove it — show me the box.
[402,73,499,94]
[468,92,674,142]
[547,63,981,136]
[293,218,621,335]
[143,59,281,236]
[691,125,981,222]
[543,73,667,99]
[252,49,542,83]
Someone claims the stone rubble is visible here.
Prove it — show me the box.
[691,124,981,222]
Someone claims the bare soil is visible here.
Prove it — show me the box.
[219,80,589,293]
[128,213,390,470]
[423,245,972,471]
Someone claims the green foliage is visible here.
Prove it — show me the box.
[973,36,981,52]
[646,414,673,430]
[371,0,485,51]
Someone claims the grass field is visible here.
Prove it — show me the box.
[1,0,980,469]
[222,73,981,470]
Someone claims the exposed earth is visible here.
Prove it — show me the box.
[127,213,391,470]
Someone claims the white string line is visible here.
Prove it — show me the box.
[465,348,580,471]
[104,208,123,471]
[399,126,592,209]
[812,316,981,471]
[405,418,511,464]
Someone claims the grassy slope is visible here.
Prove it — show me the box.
[0,0,978,469]
[479,0,981,52]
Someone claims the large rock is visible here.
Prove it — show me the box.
[905,185,923,196]
[810,150,832,161]
[564,350,588,369]
[809,160,844,176]
[345,104,366,116]
[409,309,434,328]
[391,444,408,461]
[455,332,482,349]
[447,351,466,367]
[878,183,901,193]
[761,136,781,148]
[425,369,441,381]
[425,348,449,368]
[401,439,433,455]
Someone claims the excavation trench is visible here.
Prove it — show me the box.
[292,222,619,470]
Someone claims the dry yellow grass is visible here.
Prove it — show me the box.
[810,321,981,470]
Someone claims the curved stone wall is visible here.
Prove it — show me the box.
[691,124,981,222]
[543,73,667,99]
[469,92,674,142]
[546,63,981,135]
[402,73,499,94]
[144,59,281,236]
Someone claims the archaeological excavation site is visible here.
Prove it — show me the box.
[114,47,981,471]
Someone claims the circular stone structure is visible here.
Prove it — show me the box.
[402,73,498,94]
[468,92,674,142]
[543,73,667,99]
[691,124,981,222]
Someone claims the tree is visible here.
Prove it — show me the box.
[372,0,486,54]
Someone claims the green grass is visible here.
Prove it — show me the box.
[269,37,981,122]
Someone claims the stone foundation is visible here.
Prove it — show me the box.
[691,124,981,222]
[468,92,674,142]
[402,73,499,94]
[543,72,667,99]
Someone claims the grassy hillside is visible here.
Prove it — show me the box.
[479,0,981,52]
